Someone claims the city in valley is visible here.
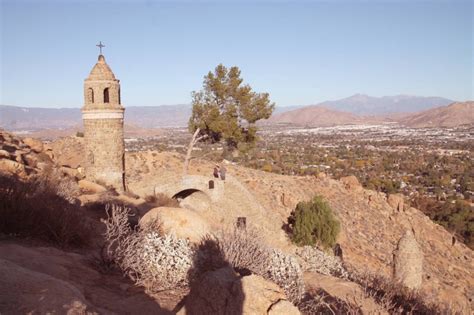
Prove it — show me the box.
[125,122,473,248]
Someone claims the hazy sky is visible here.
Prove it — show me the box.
[1,0,472,108]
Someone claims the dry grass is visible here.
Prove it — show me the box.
[122,190,140,199]
[0,174,91,248]
[349,271,461,314]
[298,291,362,315]
[145,193,179,208]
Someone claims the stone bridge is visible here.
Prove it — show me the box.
[154,174,224,203]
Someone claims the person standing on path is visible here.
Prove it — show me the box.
[213,165,220,178]
[219,164,227,181]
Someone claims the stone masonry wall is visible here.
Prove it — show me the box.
[83,118,124,190]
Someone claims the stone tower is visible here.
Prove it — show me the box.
[82,54,125,191]
[393,230,423,290]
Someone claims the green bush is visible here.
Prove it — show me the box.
[289,195,340,249]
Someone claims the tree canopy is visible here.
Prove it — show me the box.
[188,64,275,150]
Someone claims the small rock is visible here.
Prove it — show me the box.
[60,166,84,180]
[44,149,55,160]
[0,150,10,159]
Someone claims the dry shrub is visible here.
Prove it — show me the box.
[0,175,90,247]
[267,249,305,303]
[213,227,270,276]
[298,290,362,315]
[350,271,457,314]
[296,246,348,278]
[145,193,179,208]
[123,190,140,199]
[125,232,193,292]
[95,179,119,195]
[102,204,193,292]
[39,166,80,204]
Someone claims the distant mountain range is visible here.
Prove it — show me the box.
[269,101,473,128]
[0,104,191,130]
[317,94,454,115]
[1,95,470,131]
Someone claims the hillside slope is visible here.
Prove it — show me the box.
[120,150,473,310]
[399,101,474,128]
[2,132,473,311]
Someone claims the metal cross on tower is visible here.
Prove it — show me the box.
[96,41,105,55]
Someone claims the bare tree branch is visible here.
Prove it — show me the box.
[183,128,208,176]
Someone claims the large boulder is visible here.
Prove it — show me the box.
[50,136,84,168]
[0,243,171,314]
[0,258,92,314]
[23,137,44,153]
[238,274,297,315]
[178,267,241,315]
[178,267,299,315]
[139,207,210,244]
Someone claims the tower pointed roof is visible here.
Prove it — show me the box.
[86,55,116,81]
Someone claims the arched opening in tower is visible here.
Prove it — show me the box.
[104,88,110,103]
[87,88,94,103]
